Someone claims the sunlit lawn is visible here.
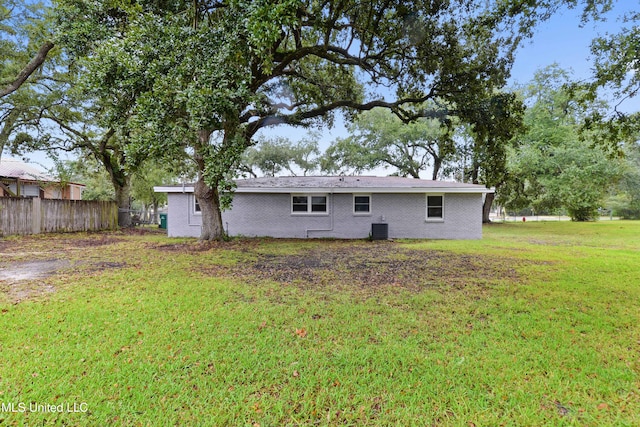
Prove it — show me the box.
[0,221,638,426]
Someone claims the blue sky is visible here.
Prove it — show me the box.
[14,2,637,172]
[509,2,633,86]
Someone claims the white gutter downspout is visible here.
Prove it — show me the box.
[305,192,335,238]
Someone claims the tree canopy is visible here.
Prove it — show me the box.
[572,8,640,153]
[0,0,55,99]
[51,0,615,239]
[608,142,640,218]
[323,108,454,180]
[1,0,58,158]
[240,135,320,178]
[499,65,624,220]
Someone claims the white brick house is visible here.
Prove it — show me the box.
[154,176,492,239]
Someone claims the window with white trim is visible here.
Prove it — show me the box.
[426,194,444,220]
[292,195,327,214]
[292,196,308,212]
[353,195,371,214]
[194,196,202,214]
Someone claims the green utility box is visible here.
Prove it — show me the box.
[159,213,167,229]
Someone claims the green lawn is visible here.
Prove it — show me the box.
[0,222,638,426]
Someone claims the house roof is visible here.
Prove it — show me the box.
[155,176,492,194]
[0,158,53,182]
[0,158,85,186]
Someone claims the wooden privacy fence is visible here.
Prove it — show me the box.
[0,198,118,236]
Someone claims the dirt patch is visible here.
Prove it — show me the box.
[118,226,167,236]
[155,242,222,253]
[0,233,135,303]
[62,236,123,248]
[0,234,122,258]
[0,259,71,282]
[154,239,260,253]
[0,259,71,302]
[0,234,533,302]
[195,241,526,293]
[0,258,127,303]
[91,261,127,270]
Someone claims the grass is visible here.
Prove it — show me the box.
[0,222,639,426]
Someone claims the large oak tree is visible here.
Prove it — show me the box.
[54,0,611,240]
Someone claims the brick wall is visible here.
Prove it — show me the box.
[222,192,482,239]
[167,193,202,237]
[167,191,483,239]
[168,191,483,239]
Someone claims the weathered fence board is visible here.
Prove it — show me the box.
[0,198,118,236]
[0,198,33,236]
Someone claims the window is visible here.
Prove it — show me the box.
[353,195,370,214]
[292,195,327,214]
[311,196,327,212]
[194,196,202,214]
[292,196,308,212]
[426,195,444,220]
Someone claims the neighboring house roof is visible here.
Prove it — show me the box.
[155,176,492,194]
[0,158,53,182]
[0,158,85,186]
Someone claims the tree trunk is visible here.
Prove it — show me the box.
[152,200,159,224]
[115,179,132,227]
[193,129,226,241]
[97,138,131,228]
[482,192,495,224]
[194,175,225,241]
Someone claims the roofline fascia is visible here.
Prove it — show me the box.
[155,186,494,194]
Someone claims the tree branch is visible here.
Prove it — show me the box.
[0,41,55,98]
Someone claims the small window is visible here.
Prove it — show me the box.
[292,195,328,214]
[311,196,327,212]
[194,196,202,214]
[292,196,308,212]
[426,195,443,220]
[354,195,370,214]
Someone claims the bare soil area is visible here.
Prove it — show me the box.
[1,233,534,302]
[0,233,127,302]
[172,240,531,293]
[0,259,71,282]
